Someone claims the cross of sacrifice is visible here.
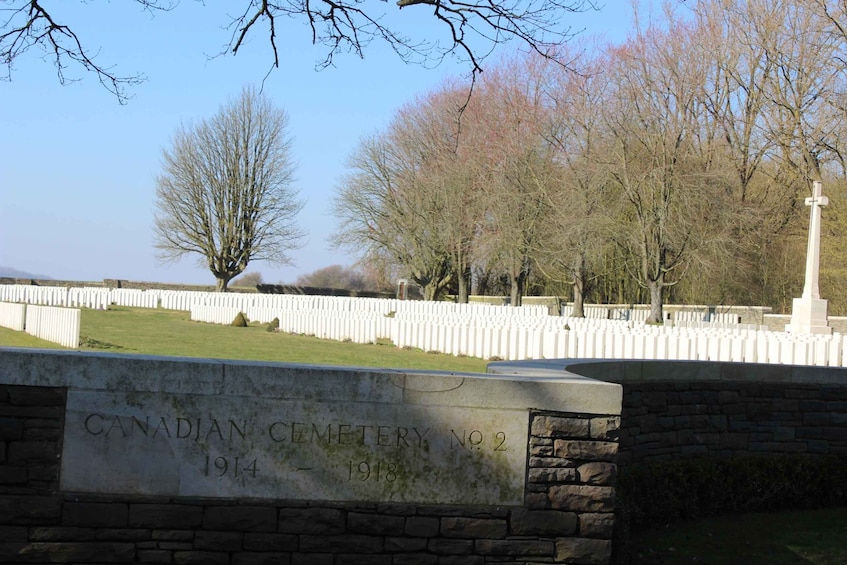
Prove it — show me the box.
[801,180,828,300]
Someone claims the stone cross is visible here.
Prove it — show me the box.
[801,180,828,300]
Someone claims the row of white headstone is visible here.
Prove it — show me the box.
[1,284,844,366]
[0,302,80,348]
[188,301,844,365]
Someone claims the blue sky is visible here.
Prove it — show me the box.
[1,1,652,285]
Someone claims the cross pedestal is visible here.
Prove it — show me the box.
[786,297,831,334]
[786,180,832,335]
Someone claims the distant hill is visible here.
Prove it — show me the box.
[0,266,52,280]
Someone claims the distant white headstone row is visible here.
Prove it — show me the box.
[0,284,844,367]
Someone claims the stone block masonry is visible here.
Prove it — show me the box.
[489,358,847,465]
[617,379,847,464]
[0,348,622,564]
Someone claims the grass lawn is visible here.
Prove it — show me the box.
[0,306,489,373]
[626,507,847,565]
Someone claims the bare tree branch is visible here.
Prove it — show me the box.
[2,0,595,102]
[0,0,176,103]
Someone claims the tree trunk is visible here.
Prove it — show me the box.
[647,279,664,323]
[423,282,438,301]
[572,282,585,318]
[572,255,586,318]
[509,271,524,307]
[457,267,471,304]
[215,276,231,292]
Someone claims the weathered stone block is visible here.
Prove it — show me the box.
[195,530,243,551]
[243,533,298,551]
[62,386,529,506]
[392,553,438,565]
[159,542,194,550]
[529,456,574,468]
[440,556,484,565]
[0,495,61,524]
[555,538,612,564]
[138,549,173,563]
[291,554,334,565]
[548,485,615,513]
[440,517,507,538]
[510,508,577,536]
[233,552,292,565]
[554,440,618,461]
[7,387,65,406]
[404,516,439,537]
[0,464,27,484]
[589,417,620,441]
[7,441,57,464]
[525,492,549,510]
[579,513,615,538]
[299,534,383,553]
[0,526,27,542]
[0,542,26,562]
[577,463,617,485]
[204,506,276,532]
[28,527,96,541]
[12,541,136,562]
[95,528,151,541]
[28,463,59,483]
[23,426,61,441]
[347,511,405,535]
[384,536,428,552]
[129,504,203,529]
[335,554,391,565]
[427,538,473,554]
[152,529,193,541]
[476,538,554,556]
[278,508,345,534]
[0,418,24,441]
[529,467,576,483]
[174,550,230,565]
[531,444,555,457]
[531,416,589,438]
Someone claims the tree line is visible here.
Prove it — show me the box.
[332,0,847,320]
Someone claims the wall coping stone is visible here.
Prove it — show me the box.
[0,347,621,415]
[488,358,847,385]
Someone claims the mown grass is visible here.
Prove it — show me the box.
[0,306,489,372]
[626,507,847,565]
[0,327,65,349]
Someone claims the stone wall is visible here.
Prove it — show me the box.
[0,350,622,564]
[763,313,847,333]
[489,359,847,466]
[616,379,847,465]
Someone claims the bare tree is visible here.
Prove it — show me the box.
[467,56,556,307]
[2,0,597,103]
[604,15,733,323]
[333,129,455,301]
[762,1,847,182]
[333,83,483,301]
[537,45,615,317]
[153,85,304,292]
